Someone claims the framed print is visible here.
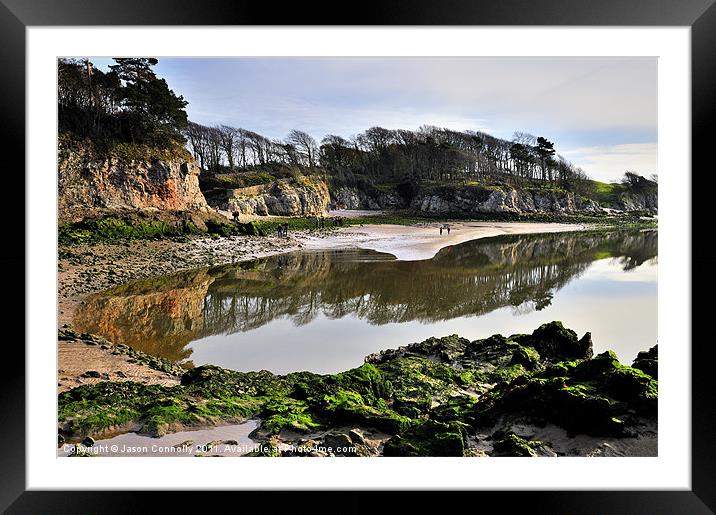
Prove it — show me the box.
[2,0,714,512]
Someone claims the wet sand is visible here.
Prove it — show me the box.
[468,422,657,457]
[58,338,181,393]
[299,221,586,261]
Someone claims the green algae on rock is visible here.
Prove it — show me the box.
[58,322,658,456]
[490,431,545,457]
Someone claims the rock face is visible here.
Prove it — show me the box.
[330,185,603,215]
[616,190,658,212]
[331,187,406,210]
[205,179,330,216]
[59,153,209,214]
[411,188,601,215]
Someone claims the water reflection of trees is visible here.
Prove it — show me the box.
[73,230,657,362]
[200,229,657,333]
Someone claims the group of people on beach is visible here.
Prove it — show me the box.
[439,224,451,235]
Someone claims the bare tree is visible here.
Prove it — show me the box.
[286,130,318,168]
[185,122,210,170]
[205,126,223,173]
[244,130,271,166]
[217,125,240,170]
[513,131,536,146]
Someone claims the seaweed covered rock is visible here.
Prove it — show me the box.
[475,349,657,437]
[58,323,658,456]
[632,345,658,379]
[367,333,540,384]
[259,397,320,434]
[490,431,544,457]
[383,420,466,457]
[365,334,472,365]
[573,351,657,411]
[510,345,541,370]
[291,364,409,434]
[377,356,476,418]
[512,321,593,361]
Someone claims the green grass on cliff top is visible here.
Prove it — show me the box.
[58,132,192,163]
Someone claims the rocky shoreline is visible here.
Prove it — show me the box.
[58,321,657,457]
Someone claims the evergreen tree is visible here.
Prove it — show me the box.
[535,137,555,181]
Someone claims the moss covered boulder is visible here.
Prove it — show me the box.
[511,321,593,361]
[631,345,658,379]
[490,431,544,457]
[383,420,466,457]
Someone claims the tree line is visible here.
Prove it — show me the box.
[58,57,646,198]
[185,122,594,194]
[184,124,320,172]
[58,58,189,148]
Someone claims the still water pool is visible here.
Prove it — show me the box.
[73,230,657,374]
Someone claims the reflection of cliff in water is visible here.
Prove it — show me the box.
[72,230,657,362]
[72,270,213,362]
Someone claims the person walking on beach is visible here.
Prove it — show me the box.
[446,225,451,235]
[439,225,443,235]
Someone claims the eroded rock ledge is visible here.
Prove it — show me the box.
[58,322,657,457]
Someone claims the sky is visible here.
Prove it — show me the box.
[92,57,657,183]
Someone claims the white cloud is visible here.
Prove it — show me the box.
[307,57,657,133]
[561,143,658,183]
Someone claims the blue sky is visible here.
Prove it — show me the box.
[91,57,657,183]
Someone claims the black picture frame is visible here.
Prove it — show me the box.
[2,0,712,512]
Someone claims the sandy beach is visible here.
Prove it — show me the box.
[299,221,587,261]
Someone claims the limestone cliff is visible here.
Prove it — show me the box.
[58,150,209,217]
[204,178,330,216]
[331,186,406,210]
[330,185,601,215]
[615,190,658,212]
[412,187,601,215]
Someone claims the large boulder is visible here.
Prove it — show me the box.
[512,321,593,361]
[383,420,465,457]
[632,345,658,378]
